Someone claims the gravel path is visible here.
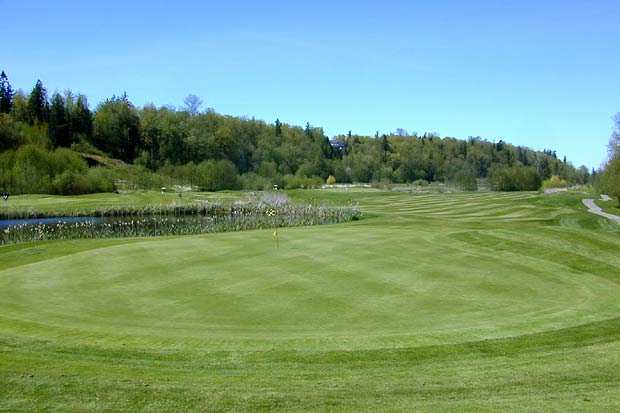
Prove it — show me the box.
[582,198,620,223]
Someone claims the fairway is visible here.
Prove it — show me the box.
[2,190,620,411]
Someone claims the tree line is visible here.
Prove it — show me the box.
[0,71,590,194]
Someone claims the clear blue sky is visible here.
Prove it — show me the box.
[4,0,619,169]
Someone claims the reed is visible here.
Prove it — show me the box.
[0,200,361,245]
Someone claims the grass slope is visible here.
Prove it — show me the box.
[1,189,620,411]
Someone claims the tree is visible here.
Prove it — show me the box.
[49,93,71,147]
[607,112,620,160]
[0,71,14,113]
[381,134,391,164]
[537,156,551,180]
[601,158,620,205]
[27,80,49,124]
[195,159,240,191]
[491,166,541,191]
[576,165,590,185]
[71,94,93,141]
[600,113,620,204]
[0,113,22,150]
[183,94,203,116]
[92,94,140,162]
[444,158,477,191]
[275,118,282,137]
[11,90,29,122]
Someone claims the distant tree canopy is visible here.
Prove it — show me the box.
[0,70,589,194]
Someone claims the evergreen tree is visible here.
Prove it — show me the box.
[321,136,335,159]
[0,71,14,113]
[275,118,282,137]
[72,94,93,141]
[381,134,391,164]
[538,157,551,180]
[49,93,70,147]
[27,80,49,124]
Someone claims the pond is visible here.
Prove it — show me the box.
[0,216,100,230]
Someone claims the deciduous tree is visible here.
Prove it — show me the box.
[183,94,203,116]
[92,94,140,162]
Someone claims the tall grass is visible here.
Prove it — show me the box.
[0,202,225,219]
[0,192,361,245]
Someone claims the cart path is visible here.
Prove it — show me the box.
[582,197,620,223]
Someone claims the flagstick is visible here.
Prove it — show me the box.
[267,208,278,249]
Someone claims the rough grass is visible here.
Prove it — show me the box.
[595,196,620,217]
[1,189,620,411]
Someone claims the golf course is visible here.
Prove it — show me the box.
[1,188,620,411]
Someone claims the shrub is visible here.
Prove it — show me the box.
[195,159,240,191]
[543,175,568,189]
[3,145,89,194]
[491,166,541,191]
[241,172,272,190]
[0,113,23,151]
[84,167,116,192]
[51,170,82,195]
[284,174,323,190]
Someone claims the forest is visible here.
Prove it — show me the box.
[0,70,593,195]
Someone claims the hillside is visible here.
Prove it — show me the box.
[0,73,590,195]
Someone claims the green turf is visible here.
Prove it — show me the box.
[1,189,620,411]
[0,190,241,214]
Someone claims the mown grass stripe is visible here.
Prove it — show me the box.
[2,189,620,411]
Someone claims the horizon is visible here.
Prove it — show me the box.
[5,1,620,169]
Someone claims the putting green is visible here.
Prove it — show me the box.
[2,191,619,352]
